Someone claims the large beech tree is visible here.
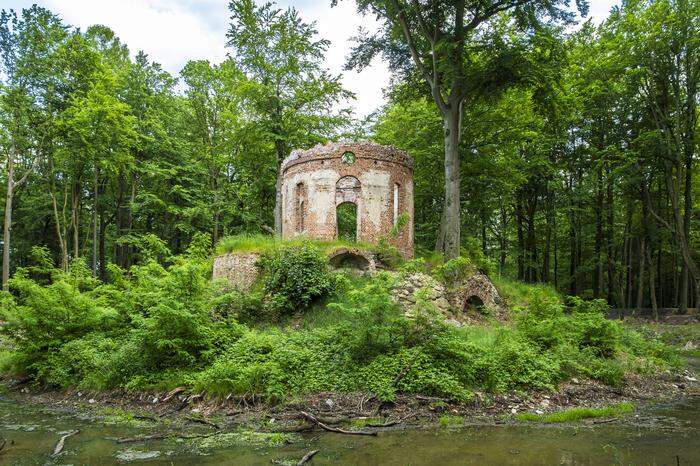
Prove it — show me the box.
[341,0,588,258]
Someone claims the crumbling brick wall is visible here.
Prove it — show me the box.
[212,252,259,291]
[280,141,414,258]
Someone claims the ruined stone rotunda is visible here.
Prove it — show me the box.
[280,141,414,258]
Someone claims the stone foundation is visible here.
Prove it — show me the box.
[212,252,260,291]
[391,272,506,325]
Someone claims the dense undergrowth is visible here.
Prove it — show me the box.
[0,235,680,403]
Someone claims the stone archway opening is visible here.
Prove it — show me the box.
[329,250,371,271]
[464,295,485,313]
[336,202,358,242]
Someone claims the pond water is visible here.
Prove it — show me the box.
[0,394,698,466]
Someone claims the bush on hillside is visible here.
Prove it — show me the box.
[0,243,680,400]
[257,244,333,315]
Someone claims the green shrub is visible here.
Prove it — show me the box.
[432,256,473,287]
[257,244,333,315]
[375,237,404,268]
[0,265,117,380]
[0,238,680,402]
[569,297,621,357]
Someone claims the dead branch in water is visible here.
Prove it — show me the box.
[52,430,79,456]
[297,449,319,465]
[116,433,167,444]
[591,418,619,424]
[185,415,221,429]
[366,413,417,428]
[300,411,377,436]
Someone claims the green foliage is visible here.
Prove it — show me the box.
[433,256,474,288]
[257,245,333,315]
[0,250,681,403]
[215,234,280,255]
[390,212,410,237]
[517,293,622,358]
[375,237,404,269]
[516,402,634,423]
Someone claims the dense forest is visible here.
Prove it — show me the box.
[1,0,698,314]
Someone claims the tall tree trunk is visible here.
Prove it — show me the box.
[2,154,15,291]
[605,165,615,305]
[71,181,80,261]
[435,202,447,253]
[92,168,99,277]
[594,165,604,298]
[636,236,645,311]
[442,109,461,259]
[99,214,107,281]
[50,182,69,271]
[516,198,525,281]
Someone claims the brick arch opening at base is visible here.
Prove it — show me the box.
[463,294,485,312]
[327,247,376,272]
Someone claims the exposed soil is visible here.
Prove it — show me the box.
[4,365,697,435]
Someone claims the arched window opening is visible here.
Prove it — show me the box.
[337,202,358,242]
[393,183,400,225]
[295,182,307,233]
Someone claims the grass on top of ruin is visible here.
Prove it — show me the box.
[215,233,375,256]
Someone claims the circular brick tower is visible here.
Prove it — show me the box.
[280,141,414,258]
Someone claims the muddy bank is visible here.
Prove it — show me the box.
[4,365,698,436]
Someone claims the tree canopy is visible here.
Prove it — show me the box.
[1,0,698,313]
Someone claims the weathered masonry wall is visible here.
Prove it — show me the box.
[281,141,414,258]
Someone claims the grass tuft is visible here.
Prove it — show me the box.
[515,402,634,423]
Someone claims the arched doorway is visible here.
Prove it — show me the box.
[464,295,485,313]
[337,202,358,242]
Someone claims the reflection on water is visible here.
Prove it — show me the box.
[0,396,698,465]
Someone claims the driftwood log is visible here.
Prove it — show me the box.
[116,433,166,444]
[52,430,79,456]
[297,449,319,465]
[300,412,377,436]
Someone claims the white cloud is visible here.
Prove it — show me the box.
[5,0,620,117]
[42,0,228,71]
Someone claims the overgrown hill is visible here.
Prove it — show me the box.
[0,235,682,405]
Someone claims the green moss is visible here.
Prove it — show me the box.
[439,414,464,426]
[516,402,634,423]
[100,407,162,428]
[191,430,299,449]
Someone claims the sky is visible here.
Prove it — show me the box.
[4,0,621,117]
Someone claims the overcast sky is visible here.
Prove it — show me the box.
[4,0,620,117]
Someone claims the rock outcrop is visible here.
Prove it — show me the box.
[391,271,507,325]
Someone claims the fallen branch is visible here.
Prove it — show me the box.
[300,412,376,436]
[367,412,417,428]
[185,416,220,429]
[0,437,6,453]
[271,423,314,433]
[159,401,188,418]
[592,418,618,424]
[162,387,187,402]
[297,449,319,465]
[52,430,79,456]
[116,433,166,444]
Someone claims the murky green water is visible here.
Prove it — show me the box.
[0,395,698,466]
